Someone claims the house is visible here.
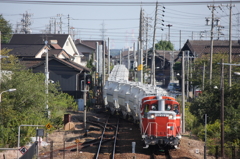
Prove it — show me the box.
[2,34,91,99]
[178,40,240,59]
[9,34,84,65]
[74,39,107,66]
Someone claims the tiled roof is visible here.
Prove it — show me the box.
[1,44,45,57]
[20,57,90,72]
[75,39,104,50]
[180,40,240,57]
[9,34,69,48]
[20,58,44,68]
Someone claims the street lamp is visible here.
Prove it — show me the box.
[0,88,17,102]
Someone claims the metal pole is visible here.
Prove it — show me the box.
[229,3,232,87]
[45,46,49,117]
[96,42,99,72]
[209,6,215,84]
[203,62,205,91]
[151,2,158,86]
[204,114,207,159]
[83,72,87,130]
[220,59,225,158]
[182,51,185,133]
[186,51,189,99]
[103,41,105,86]
[108,38,110,75]
[127,48,130,70]
[0,31,1,91]
[119,50,121,64]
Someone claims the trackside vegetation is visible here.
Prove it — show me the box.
[0,49,78,148]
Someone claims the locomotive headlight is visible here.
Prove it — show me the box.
[169,114,173,119]
[148,113,155,119]
[150,114,155,119]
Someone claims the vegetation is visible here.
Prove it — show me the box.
[155,40,174,51]
[0,49,77,148]
[0,14,12,43]
[184,53,240,156]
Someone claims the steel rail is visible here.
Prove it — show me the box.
[111,117,119,159]
[95,116,110,159]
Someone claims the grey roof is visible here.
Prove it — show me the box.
[1,44,45,57]
[180,40,240,57]
[9,34,69,48]
[20,57,90,72]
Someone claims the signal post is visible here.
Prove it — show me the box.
[82,72,92,131]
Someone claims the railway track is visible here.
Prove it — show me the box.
[95,115,119,159]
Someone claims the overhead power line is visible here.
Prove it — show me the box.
[0,0,240,6]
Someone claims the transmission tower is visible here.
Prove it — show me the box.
[20,11,33,34]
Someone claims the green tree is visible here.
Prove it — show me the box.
[155,40,174,50]
[188,53,240,147]
[0,14,12,43]
[0,50,77,147]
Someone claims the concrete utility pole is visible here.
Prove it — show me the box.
[220,59,225,158]
[68,14,70,34]
[96,42,99,73]
[102,41,106,86]
[207,4,219,84]
[179,30,182,50]
[145,16,151,68]
[127,48,130,70]
[182,51,186,133]
[83,72,87,130]
[202,62,205,91]
[44,41,49,118]
[151,2,158,86]
[228,3,234,87]
[108,38,110,75]
[137,8,144,83]
[166,24,173,41]
[57,14,63,34]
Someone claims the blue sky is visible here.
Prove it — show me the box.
[0,0,240,50]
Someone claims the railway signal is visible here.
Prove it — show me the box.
[85,74,92,86]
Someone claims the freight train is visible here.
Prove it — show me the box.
[103,65,181,149]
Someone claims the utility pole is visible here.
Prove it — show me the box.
[220,59,224,158]
[133,42,137,81]
[228,3,234,87]
[182,51,185,133]
[83,72,87,130]
[202,62,205,91]
[151,2,158,85]
[68,14,70,34]
[145,16,151,68]
[108,38,110,75]
[102,41,105,86]
[179,30,181,50]
[127,48,130,70]
[166,24,172,41]
[119,50,122,64]
[207,4,220,84]
[57,14,62,34]
[138,8,144,83]
[96,42,99,73]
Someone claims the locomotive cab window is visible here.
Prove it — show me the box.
[151,104,158,111]
[165,105,172,111]
[144,104,149,112]
[173,104,179,114]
